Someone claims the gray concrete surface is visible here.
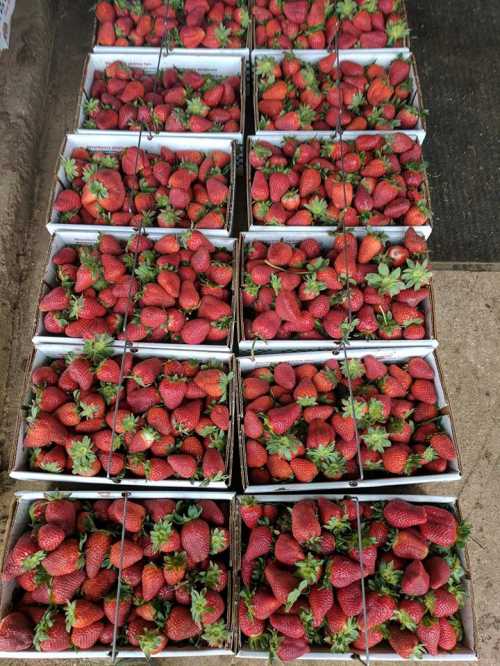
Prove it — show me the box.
[0,1,498,665]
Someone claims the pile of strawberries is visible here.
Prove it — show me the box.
[0,495,232,654]
[238,496,469,660]
[82,61,241,134]
[39,231,234,344]
[95,0,249,49]
[256,54,420,132]
[242,354,456,485]
[23,341,232,482]
[242,229,432,344]
[52,146,232,230]
[253,0,409,50]
[250,134,429,228]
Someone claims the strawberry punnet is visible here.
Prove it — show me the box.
[95,0,249,49]
[82,61,242,135]
[242,230,431,344]
[249,134,430,228]
[23,343,233,482]
[253,0,409,50]
[39,231,234,344]
[53,146,233,229]
[238,496,471,661]
[256,54,422,132]
[0,496,232,655]
[241,354,456,486]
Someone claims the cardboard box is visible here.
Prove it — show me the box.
[238,230,437,353]
[234,493,478,662]
[33,229,239,353]
[245,133,433,237]
[91,12,251,59]
[250,0,411,54]
[74,52,246,144]
[0,490,236,658]
[46,133,237,237]
[10,345,236,487]
[237,348,461,492]
[252,50,426,143]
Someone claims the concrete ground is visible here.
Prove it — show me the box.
[0,1,498,665]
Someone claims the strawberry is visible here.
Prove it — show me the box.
[181,518,210,563]
[420,505,459,547]
[239,599,265,638]
[388,625,423,659]
[291,500,321,544]
[0,612,33,651]
[329,555,362,588]
[85,530,111,578]
[401,559,430,596]
[392,529,429,560]
[383,499,427,528]
[108,499,145,532]
[424,555,451,589]
[245,525,273,561]
[165,605,201,641]
[264,561,298,605]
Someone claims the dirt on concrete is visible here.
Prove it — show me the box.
[0,2,498,665]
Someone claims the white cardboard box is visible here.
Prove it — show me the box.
[237,347,460,492]
[46,133,237,237]
[75,52,246,144]
[10,345,236,488]
[33,228,239,353]
[245,132,432,237]
[238,229,437,353]
[235,493,477,662]
[252,50,426,143]
[0,490,236,659]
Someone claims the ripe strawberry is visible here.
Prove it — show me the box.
[0,612,33,651]
[392,528,429,560]
[181,518,210,563]
[165,605,201,641]
[383,499,427,528]
[85,530,111,578]
[239,598,265,638]
[420,505,459,547]
[108,499,145,532]
[264,561,298,605]
[291,500,321,544]
[388,625,423,659]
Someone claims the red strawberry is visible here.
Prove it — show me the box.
[424,555,451,589]
[291,500,321,544]
[383,499,427,528]
[401,559,430,596]
[276,636,310,662]
[42,539,82,576]
[420,505,458,547]
[425,588,459,618]
[0,612,33,651]
[416,617,441,655]
[329,555,362,588]
[264,561,298,605]
[309,585,334,627]
[181,518,210,563]
[388,625,423,659]
[85,530,111,579]
[239,599,265,638]
[244,525,273,561]
[165,605,201,641]
[275,533,304,566]
[392,529,429,560]
[428,433,456,461]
